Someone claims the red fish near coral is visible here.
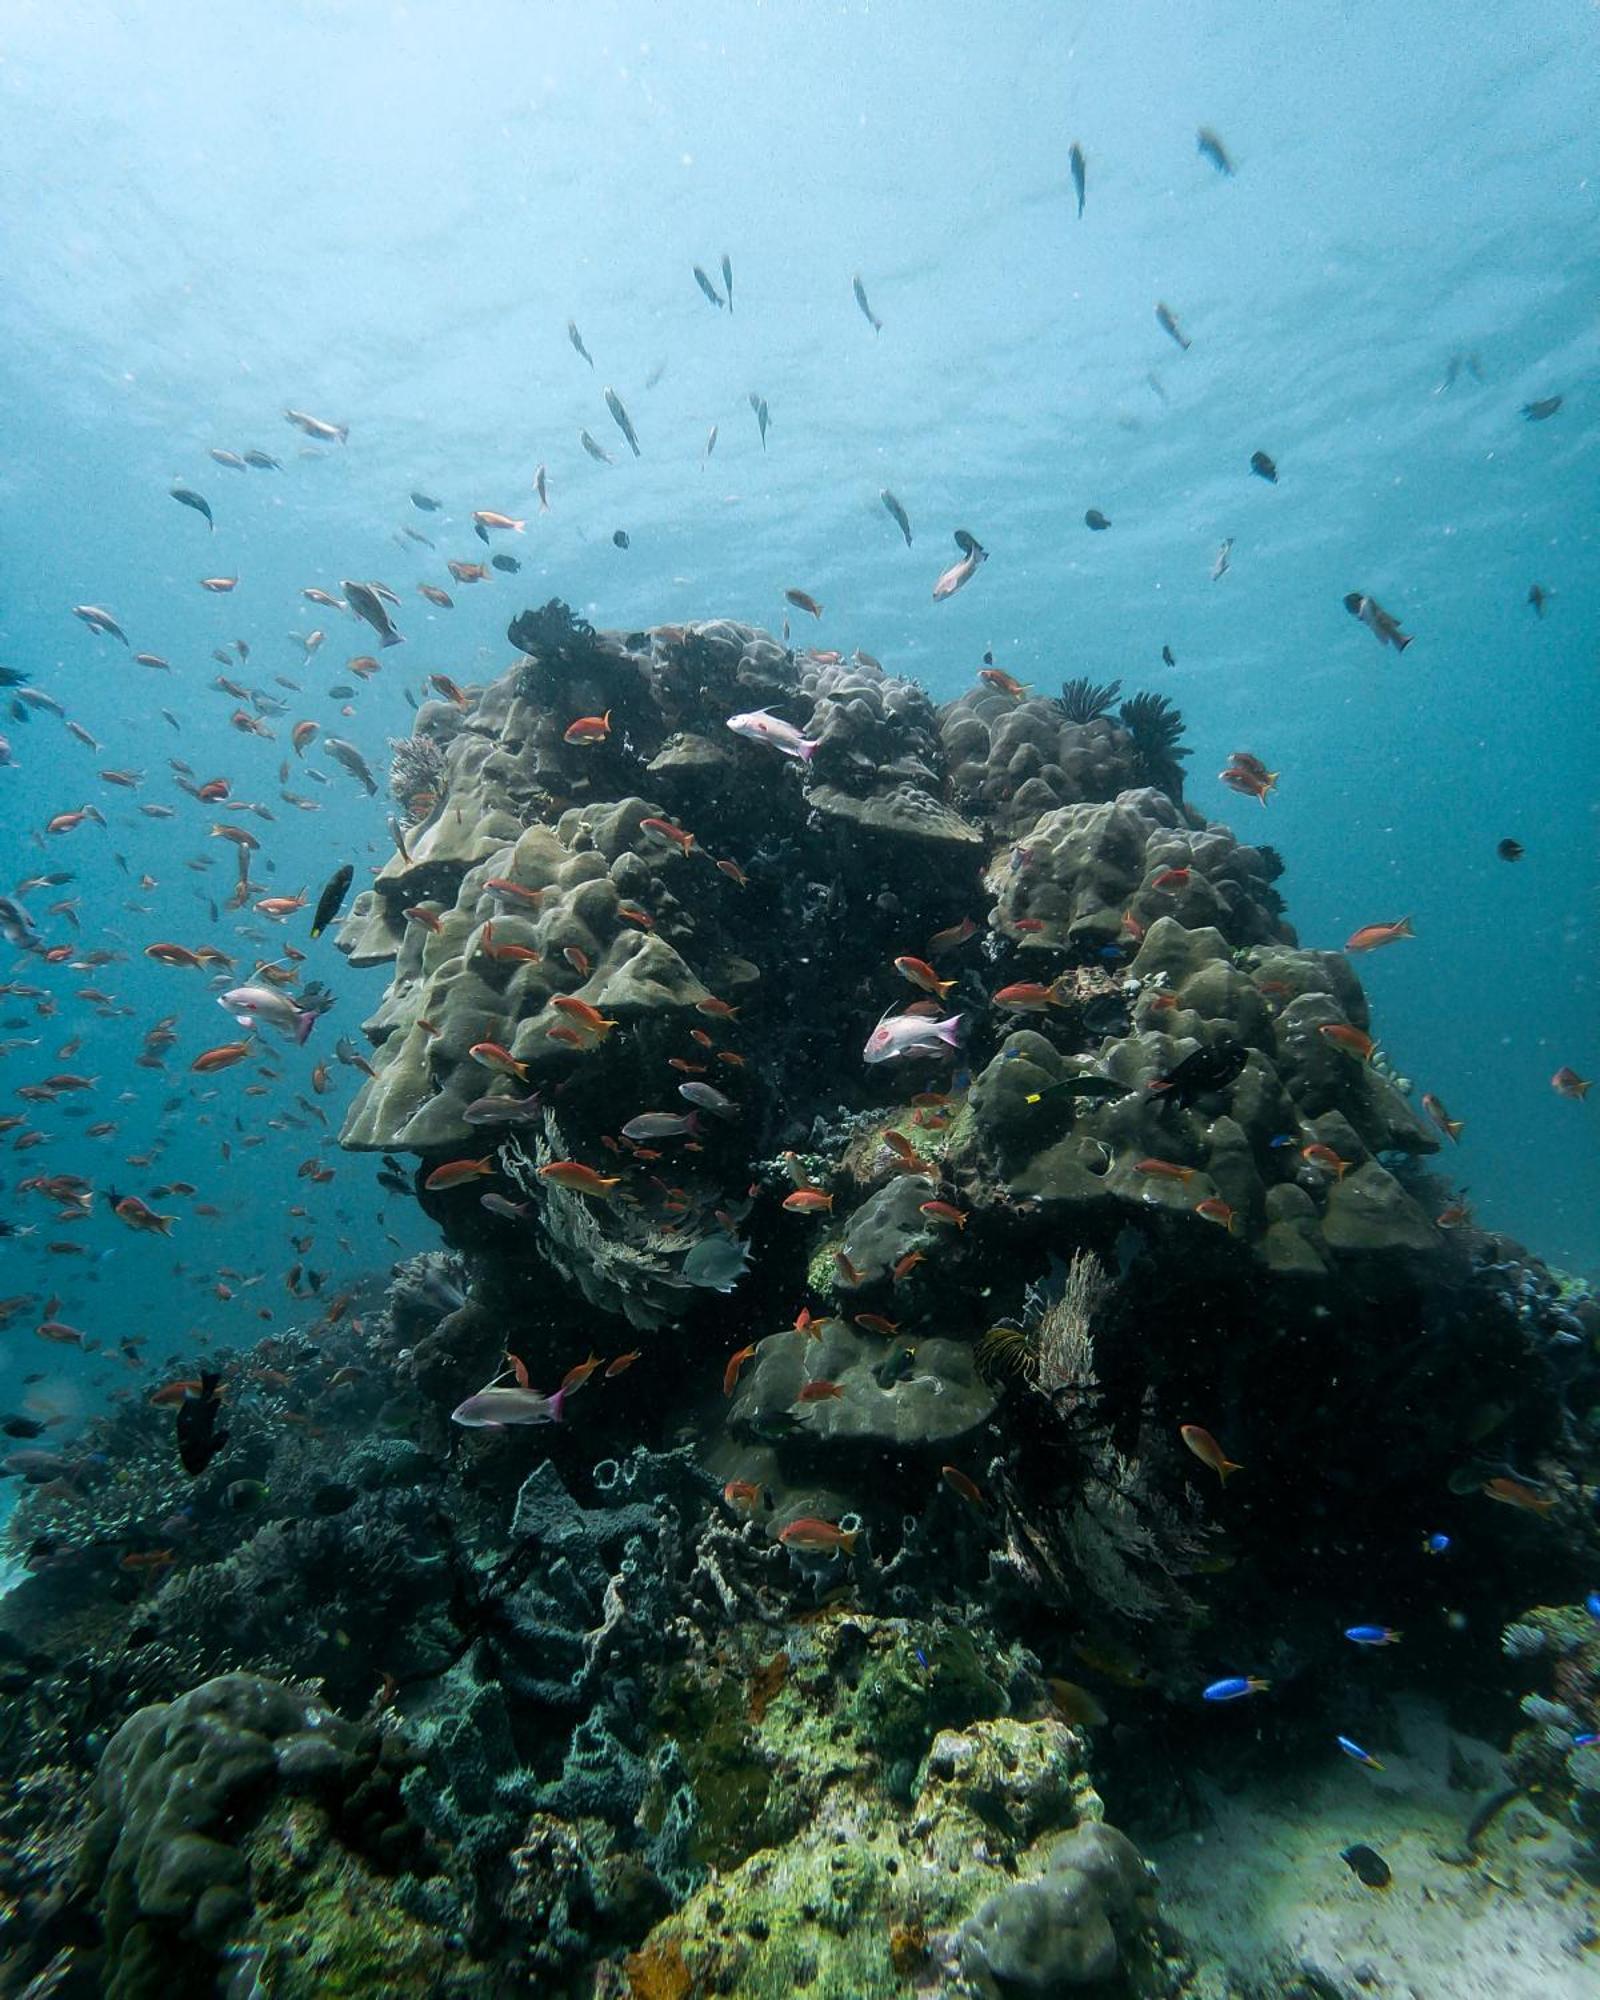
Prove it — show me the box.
[1344,918,1414,953]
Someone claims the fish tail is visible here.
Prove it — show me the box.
[1397,917,1415,938]
[294,1011,317,1047]
[548,1386,566,1423]
[796,738,817,763]
[937,1015,965,1049]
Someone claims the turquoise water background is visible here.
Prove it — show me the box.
[0,0,1595,1444]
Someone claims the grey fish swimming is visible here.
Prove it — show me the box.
[1156,302,1191,351]
[1196,128,1234,175]
[341,579,403,649]
[283,408,348,443]
[580,429,614,465]
[1522,395,1562,421]
[852,273,881,333]
[170,486,213,529]
[1069,142,1086,217]
[693,264,725,309]
[880,490,912,547]
[1343,592,1413,652]
[721,251,733,313]
[310,863,353,940]
[748,392,769,447]
[604,387,641,457]
[72,604,128,644]
[323,738,378,794]
[567,319,593,367]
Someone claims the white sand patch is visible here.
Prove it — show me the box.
[1149,1696,1600,1998]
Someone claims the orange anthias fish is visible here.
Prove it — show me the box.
[993,982,1064,1014]
[1300,1144,1351,1180]
[550,996,617,1037]
[423,1156,496,1191]
[1319,1023,1376,1061]
[797,1379,845,1403]
[926,916,979,956]
[191,1042,254,1073]
[710,1345,757,1402]
[918,1199,967,1228]
[1193,1196,1238,1233]
[784,588,823,619]
[1345,918,1414,953]
[1180,1423,1242,1484]
[940,1464,985,1509]
[538,1161,623,1198]
[560,1353,604,1394]
[893,955,955,999]
[1135,1158,1195,1183]
[1551,1067,1591,1101]
[563,710,612,745]
[977,666,1028,698]
[1483,1476,1556,1515]
[782,1189,833,1214]
[1422,1092,1464,1142]
[639,816,695,854]
[778,1516,858,1554]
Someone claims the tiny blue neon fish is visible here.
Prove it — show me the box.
[1345,1625,1402,1647]
[1268,1132,1297,1149]
[1337,1734,1384,1770]
[1585,1591,1600,1620]
[1204,1675,1270,1702]
[1574,1732,1598,1748]
[1422,1532,1451,1556]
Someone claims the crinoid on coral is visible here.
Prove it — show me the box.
[388,728,447,815]
[1118,690,1190,799]
[508,596,602,695]
[1059,675,1123,725]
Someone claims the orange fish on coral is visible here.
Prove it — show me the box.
[796,1379,844,1403]
[723,1344,758,1397]
[893,955,955,999]
[1319,1023,1376,1062]
[778,1516,857,1554]
[423,1156,496,1191]
[1482,1476,1555,1515]
[563,710,612,745]
[782,1189,833,1214]
[538,1161,623,1198]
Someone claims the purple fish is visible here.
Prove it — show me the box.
[450,1384,566,1428]
[863,1011,964,1065]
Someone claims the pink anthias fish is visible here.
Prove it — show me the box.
[932,531,987,601]
[450,1384,566,1428]
[726,710,816,763]
[863,1011,964,1064]
[218,984,318,1045]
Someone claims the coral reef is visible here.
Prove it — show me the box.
[1501,1599,1600,1878]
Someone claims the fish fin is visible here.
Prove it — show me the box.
[548,1386,566,1423]
[796,738,817,762]
[295,1011,317,1046]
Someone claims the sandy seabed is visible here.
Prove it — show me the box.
[1150,1697,1600,1998]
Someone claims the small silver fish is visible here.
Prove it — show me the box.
[1156,302,1191,351]
[567,319,593,367]
[880,490,912,547]
[853,273,881,333]
[580,429,613,465]
[604,387,640,457]
[693,264,725,309]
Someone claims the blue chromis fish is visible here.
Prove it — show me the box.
[1344,1625,1401,1647]
[1337,1735,1384,1770]
[1422,1532,1451,1555]
[1203,1676,1269,1702]
[1586,1591,1600,1620]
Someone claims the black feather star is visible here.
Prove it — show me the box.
[1118,690,1191,799]
[1058,676,1122,725]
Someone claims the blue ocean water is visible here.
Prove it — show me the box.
[0,0,1595,1466]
